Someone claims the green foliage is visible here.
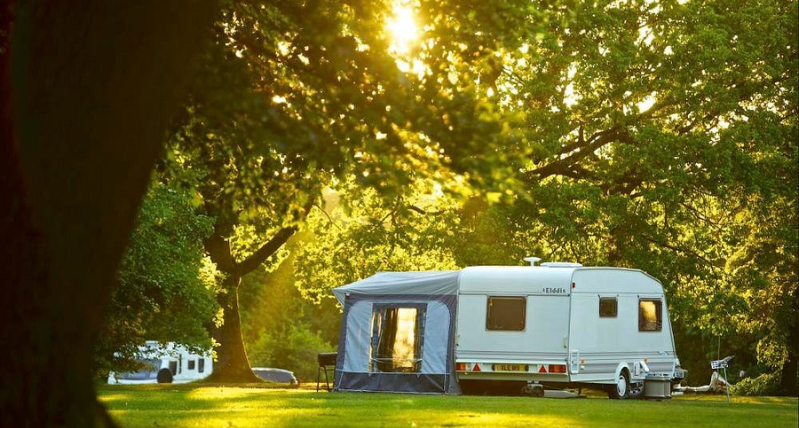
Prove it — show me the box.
[464,0,797,385]
[733,372,784,397]
[145,0,797,390]
[160,0,554,379]
[247,323,332,383]
[95,182,220,375]
[295,181,462,303]
[165,0,546,238]
[282,0,799,392]
[237,240,337,382]
[450,198,541,267]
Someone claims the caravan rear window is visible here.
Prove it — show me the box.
[486,296,526,331]
[370,306,426,373]
[639,299,662,331]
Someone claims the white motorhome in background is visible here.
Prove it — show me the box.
[455,262,683,398]
[107,341,213,384]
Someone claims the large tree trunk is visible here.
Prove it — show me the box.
[1,1,216,426]
[207,275,262,382]
[781,299,799,395]
[203,227,298,382]
[782,352,798,396]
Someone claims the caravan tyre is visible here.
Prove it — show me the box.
[608,370,629,400]
[522,384,545,398]
[157,368,174,384]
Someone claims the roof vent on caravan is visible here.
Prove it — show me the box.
[523,257,542,266]
[541,262,583,267]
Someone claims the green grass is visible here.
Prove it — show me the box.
[98,384,798,428]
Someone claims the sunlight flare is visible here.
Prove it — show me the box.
[392,308,418,369]
[387,2,419,55]
[638,93,657,113]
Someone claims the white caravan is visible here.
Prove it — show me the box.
[455,263,683,398]
[107,341,213,384]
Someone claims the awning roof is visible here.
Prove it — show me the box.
[333,271,460,304]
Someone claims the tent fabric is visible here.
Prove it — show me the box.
[333,271,462,395]
[333,271,460,304]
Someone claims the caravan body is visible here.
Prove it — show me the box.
[332,263,681,397]
[107,341,213,384]
[455,265,680,396]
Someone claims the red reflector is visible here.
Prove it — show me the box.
[572,282,576,289]
[548,365,566,373]
[456,363,467,371]
[539,365,547,373]
[473,364,481,372]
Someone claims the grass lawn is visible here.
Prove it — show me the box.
[98,383,798,428]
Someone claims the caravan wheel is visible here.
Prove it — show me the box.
[521,384,545,398]
[157,368,174,384]
[608,370,629,399]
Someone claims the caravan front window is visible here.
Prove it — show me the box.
[486,296,526,331]
[370,306,426,373]
[639,299,662,331]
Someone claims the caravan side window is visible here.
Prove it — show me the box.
[486,296,526,331]
[599,297,617,317]
[638,299,662,331]
[370,306,426,373]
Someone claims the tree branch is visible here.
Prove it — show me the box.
[234,201,313,276]
[408,205,446,216]
[205,231,238,274]
[235,226,298,276]
[314,203,341,230]
[600,169,645,196]
[640,234,719,273]
[527,126,625,181]
[526,158,595,181]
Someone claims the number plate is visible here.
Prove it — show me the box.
[493,364,527,372]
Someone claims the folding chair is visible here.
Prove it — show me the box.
[316,352,337,392]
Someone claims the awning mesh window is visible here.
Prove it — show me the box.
[370,306,426,372]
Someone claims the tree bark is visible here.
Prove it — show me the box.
[207,275,262,382]
[781,291,799,396]
[204,226,299,382]
[782,352,798,396]
[1,1,216,426]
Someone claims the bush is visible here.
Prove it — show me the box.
[731,372,782,396]
[247,322,333,382]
